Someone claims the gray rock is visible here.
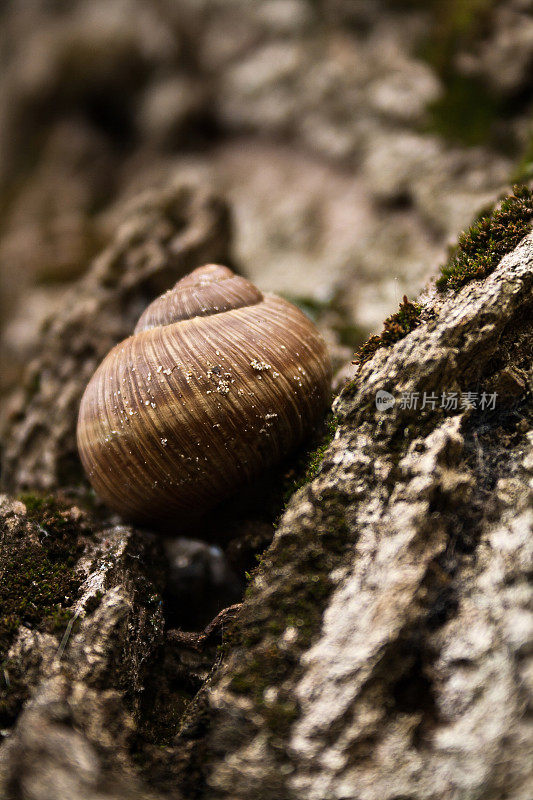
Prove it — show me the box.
[0,496,166,800]
[0,3,532,797]
[0,0,525,388]
[189,235,532,799]
[0,222,531,800]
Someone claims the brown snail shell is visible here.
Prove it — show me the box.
[77,264,332,523]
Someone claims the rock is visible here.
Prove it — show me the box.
[0,120,115,395]
[0,217,531,800]
[455,0,533,96]
[0,495,166,800]
[0,3,532,797]
[137,76,211,149]
[172,234,532,799]
[0,0,525,394]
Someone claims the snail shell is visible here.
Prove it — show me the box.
[77,264,331,523]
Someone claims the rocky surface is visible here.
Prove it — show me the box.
[1,2,532,798]
[0,496,166,799]
[0,224,531,797]
[197,234,532,800]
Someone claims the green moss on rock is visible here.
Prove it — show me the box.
[224,489,352,739]
[350,186,532,377]
[281,412,338,501]
[0,495,84,667]
[354,295,422,368]
[437,185,533,291]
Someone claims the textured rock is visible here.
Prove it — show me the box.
[2,0,530,401]
[0,496,166,800]
[0,226,531,800]
[1,3,532,797]
[455,0,533,95]
[181,235,532,799]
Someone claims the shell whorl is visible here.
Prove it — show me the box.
[77,264,332,524]
[134,264,263,332]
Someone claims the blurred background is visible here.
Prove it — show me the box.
[1,0,532,409]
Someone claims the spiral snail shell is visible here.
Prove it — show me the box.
[77,264,332,523]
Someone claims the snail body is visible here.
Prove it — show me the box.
[77,264,331,523]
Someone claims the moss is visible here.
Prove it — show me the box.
[224,489,353,739]
[304,415,338,478]
[281,412,338,502]
[353,295,422,368]
[349,185,532,372]
[0,494,84,666]
[0,495,84,727]
[18,493,65,521]
[437,185,533,291]
[42,607,80,636]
